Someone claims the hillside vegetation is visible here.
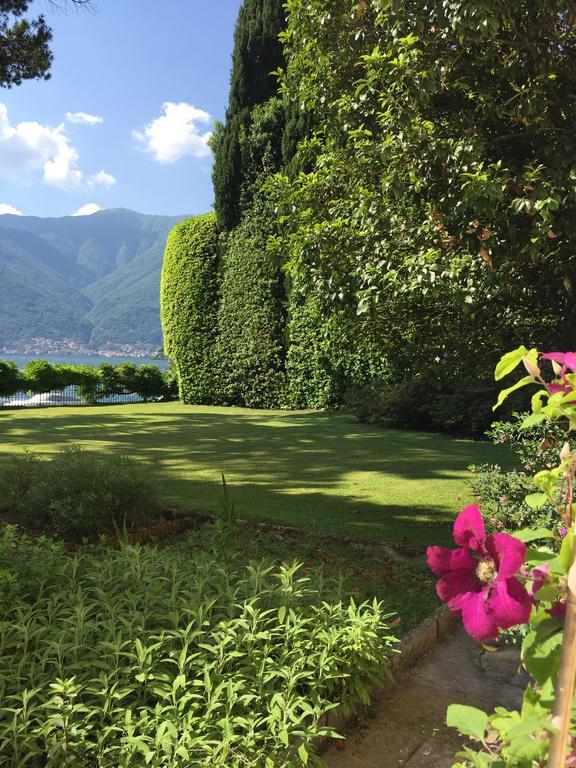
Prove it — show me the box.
[0,208,185,350]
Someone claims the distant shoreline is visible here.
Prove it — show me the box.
[2,353,169,370]
[1,351,160,359]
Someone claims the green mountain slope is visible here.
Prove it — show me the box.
[0,208,187,350]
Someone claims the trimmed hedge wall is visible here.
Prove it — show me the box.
[160,214,220,404]
[215,204,286,408]
[159,213,393,410]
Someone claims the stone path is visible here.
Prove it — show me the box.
[325,627,526,768]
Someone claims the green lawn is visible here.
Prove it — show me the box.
[0,402,510,546]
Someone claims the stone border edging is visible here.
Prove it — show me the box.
[316,605,460,754]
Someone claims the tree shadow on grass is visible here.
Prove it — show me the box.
[0,406,510,546]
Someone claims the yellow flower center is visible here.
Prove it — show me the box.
[476,558,497,584]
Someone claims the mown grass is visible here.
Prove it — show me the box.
[0,402,510,546]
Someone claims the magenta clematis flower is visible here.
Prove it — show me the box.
[541,351,576,374]
[427,505,532,642]
[541,352,576,397]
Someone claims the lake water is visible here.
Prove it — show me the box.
[3,353,169,371]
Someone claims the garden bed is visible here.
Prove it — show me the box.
[0,529,398,768]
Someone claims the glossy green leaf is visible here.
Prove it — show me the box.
[447,704,488,740]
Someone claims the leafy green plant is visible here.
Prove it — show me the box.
[0,446,158,535]
[0,526,65,599]
[1,359,172,404]
[214,195,287,408]
[0,533,397,767]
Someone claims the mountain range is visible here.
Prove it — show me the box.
[0,208,187,352]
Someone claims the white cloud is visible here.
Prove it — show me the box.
[71,203,103,216]
[133,102,212,163]
[0,103,83,189]
[66,111,104,126]
[0,203,23,215]
[88,169,116,189]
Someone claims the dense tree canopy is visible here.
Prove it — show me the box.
[272,0,576,380]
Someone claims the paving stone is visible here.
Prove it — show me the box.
[324,627,524,768]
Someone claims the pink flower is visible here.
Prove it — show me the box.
[427,505,532,642]
[541,352,576,399]
[548,600,566,620]
[528,563,550,598]
[541,351,576,374]
[525,563,566,620]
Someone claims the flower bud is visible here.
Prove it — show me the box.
[552,360,563,376]
[522,356,540,377]
[560,442,571,462]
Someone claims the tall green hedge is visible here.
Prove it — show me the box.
[215,201,286,408]
[160,214,220,404]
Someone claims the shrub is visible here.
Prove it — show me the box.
[97,362,123,397]
[467,412,565,534]
[160,214,220,404]
[0,359,21,397]
[0,534,397,767]
[66,364,101,403]
[22,359,66,393]
[115,361,138,393]
[345,373,534,437]
[468,464,558,534]
[0,446,158,535]
[0,526,65,599]
[284,292,341,409]
[487,413,566,474]
[133,364,169,402]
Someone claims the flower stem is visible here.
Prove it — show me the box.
[548,551,576,767]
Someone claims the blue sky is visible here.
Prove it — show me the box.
[0,1,243,218]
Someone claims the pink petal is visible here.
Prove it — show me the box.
[460,590,500,642]
[436,568,482,611]
[548,600,566,620]
[453,505,486,552]
[541,352,576,372]
[529,564,550,598]
[548,383,572,395]
[427,546,477,576]
[486,533,526,578]
[488,578,532,630]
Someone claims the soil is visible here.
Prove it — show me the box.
[324,627,526,768]
[0,508,210,551]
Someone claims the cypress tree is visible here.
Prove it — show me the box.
[212,0,287,231]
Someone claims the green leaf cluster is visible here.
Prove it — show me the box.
[0,530,397,767]
[270,0,573,406]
